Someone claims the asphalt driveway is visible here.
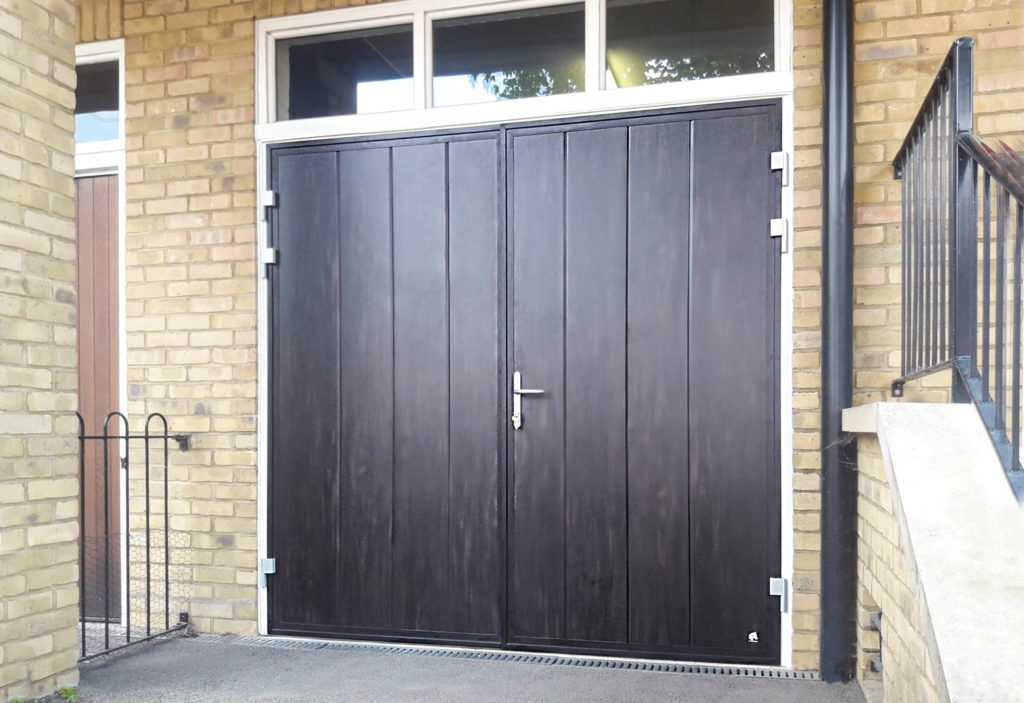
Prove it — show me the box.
[77,636,867,702]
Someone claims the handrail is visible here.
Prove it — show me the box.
[892,37,974,176]
[957,132,1024,205]
[891,38,1024,497]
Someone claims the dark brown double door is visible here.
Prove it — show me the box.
[268,104,781,663]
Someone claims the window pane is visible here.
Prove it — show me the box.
[432,5,585,108]
[606,0,773,88]
[75,61,118,142]
[277,25,413,120]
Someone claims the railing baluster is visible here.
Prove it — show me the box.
[1012,202,1023,471]
[101,414,112,652]
[905,151,913,376]
[124,419,131,645]
[982,171,992,399]
[996,187,1007,428]
[924,126,932,369]
[163,418,170,631]
[938,85,947,362]
[145,415,152,637]
[932,96,939,368]
[932,102,941,368]
[77,414,86,658]
[921,133,929,374]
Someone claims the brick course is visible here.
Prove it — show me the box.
[0,0,80,698]
[854,436,939,703]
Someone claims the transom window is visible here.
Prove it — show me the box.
[76,60,119,142]
[266,0,776,122]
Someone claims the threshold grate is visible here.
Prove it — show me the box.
[221,636,819,680]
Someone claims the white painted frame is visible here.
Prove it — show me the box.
[255,0,796,669]
[75,37,128,626]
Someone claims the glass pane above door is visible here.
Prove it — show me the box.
[277,24,414,120]
[432,4,586,108]
[75,61,119,142]
[605,0,773,89]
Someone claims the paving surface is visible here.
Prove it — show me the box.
[78,636,867,703]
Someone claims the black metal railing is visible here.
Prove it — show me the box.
[77,411,190,661]
[891,37,1024,497]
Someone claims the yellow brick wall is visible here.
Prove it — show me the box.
[854,436,939,703]
[121,0,259,634]
[852,0,1024,408]
[77,0,122,42]
[791,0,825,670]
[0,0,81,699]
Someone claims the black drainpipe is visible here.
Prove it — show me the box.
[820,0,857,683]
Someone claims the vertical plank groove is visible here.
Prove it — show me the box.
[563,126,628,643]
[625,120,691,647]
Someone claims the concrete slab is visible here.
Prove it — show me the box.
[78,637,866,703]
[844,402,1024,703]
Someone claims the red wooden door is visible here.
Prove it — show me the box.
[76,174,121,620]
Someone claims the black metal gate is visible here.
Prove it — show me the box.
[77,411,190,661]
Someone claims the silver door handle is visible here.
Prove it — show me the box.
[511,371,544,430]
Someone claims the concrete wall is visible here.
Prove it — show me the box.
[0,0,81,699]
[854,436,938,703]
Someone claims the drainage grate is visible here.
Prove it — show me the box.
[223,636,818,680]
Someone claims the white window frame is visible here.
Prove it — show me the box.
[75,37,129,627]
[255,0,796,669]
[255,0,792,142]
[75,39,126,171]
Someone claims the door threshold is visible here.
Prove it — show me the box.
[202,634,817,680]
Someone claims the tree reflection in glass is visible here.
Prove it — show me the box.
[432,5,586,107]
[606,0,773,88]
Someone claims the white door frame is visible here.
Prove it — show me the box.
[253,0,796,667]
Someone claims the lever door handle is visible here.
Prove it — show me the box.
[511,371,544,430]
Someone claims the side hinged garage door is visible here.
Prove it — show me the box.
[267,103,782,663]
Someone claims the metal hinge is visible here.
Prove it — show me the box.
[259,557,276,588]
[261,247,278,279]
[260,189,278,222]
[770,150,790,186]
[769,577,789,613]
[770,218,790,254]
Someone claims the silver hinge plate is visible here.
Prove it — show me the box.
[770,151,790,186]
[259,557,276,588]
[769,577,789,613]
[770,218,790,254]
[261,247,278,279]
[260,190,278,222]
